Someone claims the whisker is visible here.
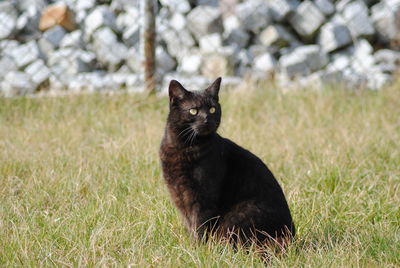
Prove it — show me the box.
[184,128,194,145]
[178,126,193,138]
[190,131,197,147]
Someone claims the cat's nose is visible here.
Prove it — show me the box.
[200,113,208,123]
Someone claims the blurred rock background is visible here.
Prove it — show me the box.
[0,0,399,96]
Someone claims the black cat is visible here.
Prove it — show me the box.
[159,78,295,249]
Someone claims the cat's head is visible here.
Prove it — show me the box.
[167,78,222,138]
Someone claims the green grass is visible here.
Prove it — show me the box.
[0,81,399,267]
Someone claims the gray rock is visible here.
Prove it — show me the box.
[367,69,392,90]
[178,51,203,74]
[123,25,140,48]
[315,57,361,87]
[374,49,400,65]
[187,6,223,40]
[331,13,346,25]
[371,1,400,46]
[235,49,252,66]
[279,54,309,77]
[74,10,88,26]
[126,47,141,73]
[92,27,128,71]
[38,26,67,54]
[48,49,96,75]
[109,72,134,85]
[9,40,42,69]
[110,0,139,12]
[216,45,238,61]
[97,43,128,71]
[178,29,196,48]
[60,30,85,49]
[16,6,41,40]
[116,7,140,32]
[362,0,379,6]
[25,59,51,85]
[0,56,18,78]
[375,63,397,74]
[318,22,352,52]
[162,73,211,94]
[196,0,219,7]
[314,0,335,16]
[125,76,144,93]
[289,0,326,40]
[0,1,18,17]
[225,29,251,49]
[16,0,47,12]
[199,33,223,53]
[160,0,191,13]
[335,0,352,12]
[156,46,176,75]
[75,0,96,11]
[319,68,345,85]
[109,72,142,92]
[48,65,70,90]
[68,72,119,92]
[248,45,270,59]
[351,39,375,73]
[116,65,131,74]
[221,76,242,87]
[295,71,325,89]
[47,48,75,67]
[342,0,375,39]
[223,15,241,36]
[0,9,17,40]
[170,13,187,31]
[329,54,351,71]
[353,39,374,59]
[345,68,369,88]
[235,50,253,76]
[294,45,328,72]
[279,45,328,77]
[278,42,304,58]
[201,53,234,79]
[160,28,195,58]
[84,6,118,37]
[0,40,19,57]
[235,0,271,33]
[253,52,277,75]
[268,0,299,22]
[1,71,37,97]
[259,25,294,48]
[157,7,171,28]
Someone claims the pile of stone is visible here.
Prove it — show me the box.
[0,0,399,96]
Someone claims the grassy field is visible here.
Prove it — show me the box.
[0,81,399,267]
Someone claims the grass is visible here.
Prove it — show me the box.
[0,81,399,267]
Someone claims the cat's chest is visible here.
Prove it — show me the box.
[160,143,223,183]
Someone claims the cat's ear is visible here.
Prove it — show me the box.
[205,77,221,100]
[169,80,188,102]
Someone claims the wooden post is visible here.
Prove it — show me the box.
[141,0,156,94]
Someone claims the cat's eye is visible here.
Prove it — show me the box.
[209,107,216,114]
[189,108,198,115]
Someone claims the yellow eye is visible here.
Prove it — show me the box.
[189,108,198,115]
[209,107,216,114]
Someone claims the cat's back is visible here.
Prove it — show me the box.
[219,137,295,235]
[220,137,274,179]
[219,136,290,206]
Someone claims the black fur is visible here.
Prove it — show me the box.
[159,78,295,248]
